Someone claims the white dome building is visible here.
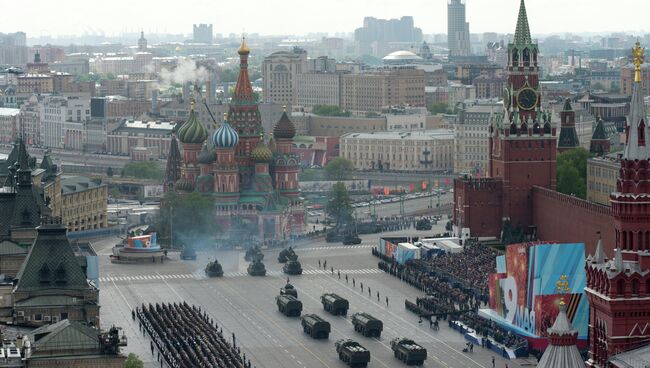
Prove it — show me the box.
[382,50,423,64]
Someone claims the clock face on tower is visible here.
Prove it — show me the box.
[516,88,538,110]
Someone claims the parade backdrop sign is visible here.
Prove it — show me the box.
[488,242,588,339]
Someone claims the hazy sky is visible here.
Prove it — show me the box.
[5,0,648,38]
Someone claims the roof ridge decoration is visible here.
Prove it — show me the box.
[513,0,532,46]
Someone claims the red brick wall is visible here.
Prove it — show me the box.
[454,178,503,237]
[532,186,614,256]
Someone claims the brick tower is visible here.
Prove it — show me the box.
[585,42,650,367]
[488,0,557,231]
[557,98,580,153]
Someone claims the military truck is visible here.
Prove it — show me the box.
[335,339,370,367]
[280,283,298,298]
[247,259,266,276]
[390,337,427,366]
[415,219,432,231]
[276,295,302,317]
[278,247,296,263]
[282,253,303,275]
[321,293,349,316]
[301,314,330,339]
[351,312,383,338]
[204,259,224,277]
[342,233,362,245]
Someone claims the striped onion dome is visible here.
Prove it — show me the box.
[251,140,273,163]
[177,102,208,144]
[175,177,194,192]
[212,118,239,148]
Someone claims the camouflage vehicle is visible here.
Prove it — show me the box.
[415,219,432,231]
[325,231,342,243]
[180,245,197,260]
[282,253,303,275]
[321,293,349,316]
[276,294,302,317]
[301,314,330,339]
[335,339,370,367]
[204,259,224,277]
[247,259,266,276]
[278,247,296,263]
[390,337,427,366]
[244,245,264,262]
[280,283,298,298]
[351,312,383,338]
[342,233,362,245]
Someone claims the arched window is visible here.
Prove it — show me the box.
[512,49,519,66]
[639,120,646,146]
[632,279,640,295]
[523,48,530,66]
[617,279,626,295]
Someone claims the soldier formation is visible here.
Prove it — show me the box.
[137,302,251,368]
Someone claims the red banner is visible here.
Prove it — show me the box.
[383,187,390,196]
[421,181,427,190]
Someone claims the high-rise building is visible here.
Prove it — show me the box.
[137,31,147,51]
[448,0,472,57]
[354,16,423,56]
[262,47,308,106]
[193,24,213,44]
[453,104,499,175]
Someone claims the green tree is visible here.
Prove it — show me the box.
[556,147,590,199]
[125,353,144,368]
[299,168,326,181]
[110,187,120,199]
[155,191,217,248]
[312,105,351,117]
[325,157,354,181]
[106,166,114,177]
[428,102,452,115]
[326,182,353,228]
[220,68,239,83]
[121,161,164,180]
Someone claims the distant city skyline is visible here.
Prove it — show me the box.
[3,0,648,40]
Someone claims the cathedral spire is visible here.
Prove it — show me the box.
[514,0,532,45]
[623,42,648,161]
[232,37,255,105]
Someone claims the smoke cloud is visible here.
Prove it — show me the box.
[159,58,209,89]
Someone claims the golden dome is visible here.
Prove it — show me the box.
[238,37,250,55]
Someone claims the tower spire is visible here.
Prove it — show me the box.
[622,42,648,161]
[514,0,532,45]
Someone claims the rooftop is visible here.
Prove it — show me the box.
[341,129,454,141]
[61,176,104,195]
[113,120,177,134]
[383,50,422,61]
[0,108,20,117]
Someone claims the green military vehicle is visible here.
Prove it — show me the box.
[321,293,349,316]
[180,245,197,260]
[351,312,383,338]
[247,259,266,276]
[276,294,302,317]
[278,247,296,263]
[280,283,298,298]
[390,337,427,366]
[204,259,224,277]
[415,219,432,231]
[282,253,303,275]
[245,245,264,262]
[342,233,362,245]
[301,314,330,339]
[335,339,371,367]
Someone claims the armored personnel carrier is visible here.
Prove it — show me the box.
[321,293,349,316]
[204,259,224,277]
[247,259,266,276]
[335,339,370,367]
[180,245,197,260]
[282,253,303,275]
[301,314,330,339]
[351,312,383,338]
[342,233,362,245]
[390,337,427,366]
[280,283,298,298]
[277,247,296,263]
[244,245,264,262]
[276,294,303,317]
[415,219,432,231]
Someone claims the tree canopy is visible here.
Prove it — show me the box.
[325,157,354,181]
[326,182,354,228]
[428,102,452,115]
[121,161,164,180]
[312,105,351,117]
[556,147,590,199]
[125,353,144,368]
[155,191,217,248]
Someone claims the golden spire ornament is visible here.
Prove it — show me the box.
[556,274,570,306]
[633,41,645,83]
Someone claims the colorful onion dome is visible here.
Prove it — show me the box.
[238,37,250,55]
[212,114,239,148]
[251,141,273,163]
[175,177,194,192]
[177,101,208,144]
[197,145,215,164]
[273,108,296,139]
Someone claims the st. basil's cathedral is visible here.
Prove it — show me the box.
[164,39,304,240]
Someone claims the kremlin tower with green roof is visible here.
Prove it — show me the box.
[166,40,304,239]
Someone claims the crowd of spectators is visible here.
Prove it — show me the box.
[455,312,528,350]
